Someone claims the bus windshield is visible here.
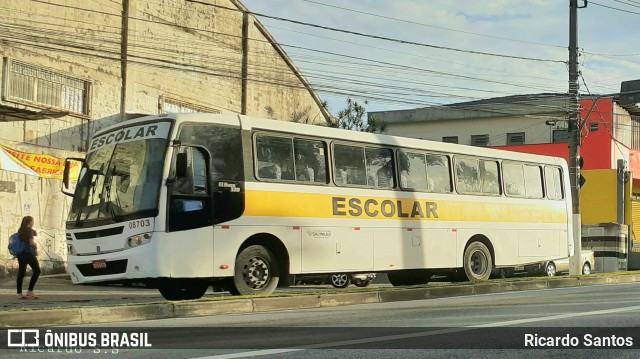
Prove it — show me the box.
[68,122,170,223]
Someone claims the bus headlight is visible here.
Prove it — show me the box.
[126,233,152,248]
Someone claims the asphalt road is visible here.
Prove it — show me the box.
[4,281,638,359]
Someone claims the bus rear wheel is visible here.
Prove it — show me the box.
[229,245,279,295]
[463,242,492,282]
[158,279,209,301]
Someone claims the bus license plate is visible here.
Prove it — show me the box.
[92,260,107,269]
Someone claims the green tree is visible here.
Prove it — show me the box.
[327,99,387,133]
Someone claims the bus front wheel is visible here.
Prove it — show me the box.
[463,242,492,282]
[229,245,279,295]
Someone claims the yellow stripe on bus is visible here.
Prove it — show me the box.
[244,190,568,223]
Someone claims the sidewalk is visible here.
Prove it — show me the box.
[2,272,640,327]
[0,275,166,311]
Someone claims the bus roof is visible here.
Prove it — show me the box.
[101,113,567,165]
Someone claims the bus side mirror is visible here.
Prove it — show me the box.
[62,157,84,197]
[176,153,188,178]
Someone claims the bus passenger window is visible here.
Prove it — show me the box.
[295,152,314,182]
[398,151,427,190]
[256,135,293,181]
[480,160,500,195]
[178,124,243,182]
[258,163,281,179]
[545,166,564,200]
[293,139,327,183]
[335,167,348,185]
[524,165,543,198]
[426,154,450,192]
[503,163,525,197]
[365,147,394,188]
[455,158,480,194]
[334,144,366,186]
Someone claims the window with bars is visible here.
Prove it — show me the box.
[160,96,220,114]
[442,136,458,144]
[3,58,91,116]
[507,132,525,145]
[552,129,570,143]
[470,134,489,147]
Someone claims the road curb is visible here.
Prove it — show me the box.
[378,288,430,302]
[80,303,175,324]
[253,295,321,312]
[319,292,379,307]
[428,285,475,298]
[576,276,608,286]
[546,277,580,288]
[471,282,512,294]
[174,299,254,317]
[1,308,83,327]
[2,273,640,327]
[508,280,547,291]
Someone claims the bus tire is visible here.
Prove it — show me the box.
[463,242,492,282]
[229,245,279,296]
[158,279,209,301]
[387,269,430,286]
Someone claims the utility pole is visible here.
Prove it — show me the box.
[120,0,130,121]
[568,0,587,274]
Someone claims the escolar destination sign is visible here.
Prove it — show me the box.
[89,122,171,153]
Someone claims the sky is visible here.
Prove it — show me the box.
[240,0,640,116]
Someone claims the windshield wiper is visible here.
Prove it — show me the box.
[77,164,103,224]
[105,164,124,222]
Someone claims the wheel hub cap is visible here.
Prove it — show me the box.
[244,257,269,289]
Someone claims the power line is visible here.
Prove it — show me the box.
[1,8,569,105]
[300,0,566,49]
[1,1,576,119]
[610,0,640,8]
[263,23,565,82]
[185,0,566,64]
[591,0,640,15]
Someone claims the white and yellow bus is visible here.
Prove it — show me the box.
[62,113,573,300]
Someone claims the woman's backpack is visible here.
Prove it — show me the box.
[8,233,26,257]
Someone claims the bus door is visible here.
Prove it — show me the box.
[167,146,213,232]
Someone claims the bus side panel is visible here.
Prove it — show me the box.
[160,226,214,278]
[490,229,519,267]
[517,229,562,263]
[373,228,457,270]
[301,226,373,272]
[422,228,457,268]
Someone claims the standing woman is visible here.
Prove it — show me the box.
[16,216,41,299]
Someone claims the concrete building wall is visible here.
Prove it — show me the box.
[371,94,571,147]
[0,0,329,275]
[383,116,554,147]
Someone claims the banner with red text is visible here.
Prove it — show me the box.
[0,144,81,180]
